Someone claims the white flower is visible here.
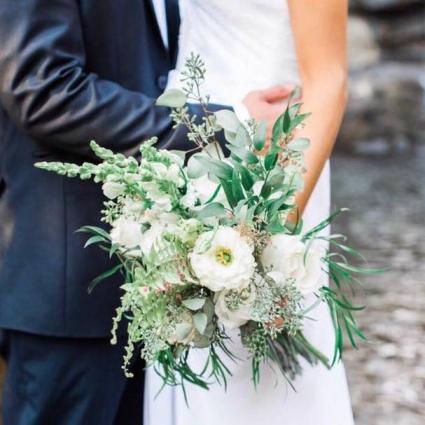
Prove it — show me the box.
[102,181,125,200]
[138,213,179,256]
[122,198,145,219]
[266,270,287,286]
[142,181,173,213]
[261,234,325,295]
[190,227,255,292]
[110,217,144,256]
[161,150,184,167]
[215,285,255,329]
[150,162,184,187]
[181,174,227,209]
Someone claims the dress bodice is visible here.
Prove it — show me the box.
[167,0,300,104]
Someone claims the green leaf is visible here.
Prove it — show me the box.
[266,217,287,234]
[175,323,193,341]
[88,263,123,294]
[253,120,267,151]
[84,235,106,248]
[239,165,255,191]
[272,112,284,144]
[264,153,278,171]
[214,110,240,133]
[288,137,310,152]
[77,225,111,240]
[282,107,291,135]
[303,208,349,240]
[227,145,258,164]
[232,168,245,203]
[233,125,251,148]
[195,203,226,220]
[193,312,208,335]
[220,179,237,208]
[289,113,311,133]
[182,298,206,311]
[156,89,187,108]
[187,154,206,179]
[194,156,233,181]
[267,169,286,187]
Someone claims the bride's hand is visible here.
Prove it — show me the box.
[242,85,295,140]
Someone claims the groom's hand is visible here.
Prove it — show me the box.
[243,85,295,140]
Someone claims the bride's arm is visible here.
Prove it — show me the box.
[287,0,348,214]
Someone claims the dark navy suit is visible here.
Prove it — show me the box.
[0,1,224,423]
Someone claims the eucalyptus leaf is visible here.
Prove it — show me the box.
[175,323,193,341]
[195,203,226,220]
[194,156,233,181]
[214,110,241,133]
[156,89,187,108]
[234,125,251,148]
[193,312,208,335]
[204,141,225,160]
[288,137,310,152]
[187,154,206,179]
[182,298,206,311]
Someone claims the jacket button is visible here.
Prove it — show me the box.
[157,75,168,90]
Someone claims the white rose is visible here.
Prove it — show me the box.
[190,227,255,292]
[102,181,125,200]
[214,285,255,329]
[110,217,144,256]
[261,234,325,295]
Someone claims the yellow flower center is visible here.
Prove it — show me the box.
[215,247,233,266]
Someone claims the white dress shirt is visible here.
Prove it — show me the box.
[152,0,169,49]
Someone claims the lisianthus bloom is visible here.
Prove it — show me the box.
[190,227,255,292]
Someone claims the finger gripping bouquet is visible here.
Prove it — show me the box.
[36,54,374,395]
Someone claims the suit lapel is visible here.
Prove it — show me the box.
[146,0,168,53]
[165,0,180,65]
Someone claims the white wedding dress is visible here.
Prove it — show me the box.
[144,1,354,424]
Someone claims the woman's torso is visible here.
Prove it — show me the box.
[167,0,300,105]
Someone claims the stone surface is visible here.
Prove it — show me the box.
[348,16,381,70]
[338,63,425,155]
[331,147,425,425]
[350,1,425,63]
[351,0,424,12]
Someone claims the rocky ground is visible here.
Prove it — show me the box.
[332,147,425,425]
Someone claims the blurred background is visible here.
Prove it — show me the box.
[335,1,425,424]
[0,0,424,423]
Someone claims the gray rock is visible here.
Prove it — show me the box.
[337,63,425,155]
[348,16,381,70]
[351,0,424,12]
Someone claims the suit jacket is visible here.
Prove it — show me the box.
[0,0,224,337]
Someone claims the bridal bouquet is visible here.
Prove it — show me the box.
[36,55,374,394]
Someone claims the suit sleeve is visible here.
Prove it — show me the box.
[0,0,176,158]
